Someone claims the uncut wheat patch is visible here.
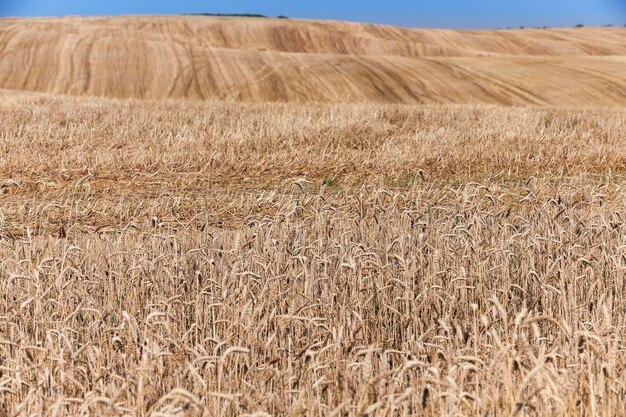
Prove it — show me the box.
[0,92,625,416]
[0,96,624,192]
[0,179,625,416]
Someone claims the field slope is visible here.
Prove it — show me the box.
[0,15,625,105]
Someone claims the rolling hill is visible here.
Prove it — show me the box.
[0,15,624,105]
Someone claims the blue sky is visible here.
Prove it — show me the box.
[0,0,624,29]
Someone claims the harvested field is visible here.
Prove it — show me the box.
[0,92,625,416]
[0,16,624,105]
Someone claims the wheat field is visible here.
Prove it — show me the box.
[1,13,626,417]
[0,91,624,416]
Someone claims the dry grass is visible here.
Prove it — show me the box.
[0,16,625,105]
[0,92,625,416]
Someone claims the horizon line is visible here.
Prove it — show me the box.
[0,13,623,31]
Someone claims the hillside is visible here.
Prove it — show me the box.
[0,15,625,105]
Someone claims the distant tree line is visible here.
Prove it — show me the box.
[502,23,623,30]
[183,13,288,19]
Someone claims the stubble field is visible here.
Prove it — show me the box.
[0,93,625,416]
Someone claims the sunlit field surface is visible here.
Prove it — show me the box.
[0,17,624,105]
